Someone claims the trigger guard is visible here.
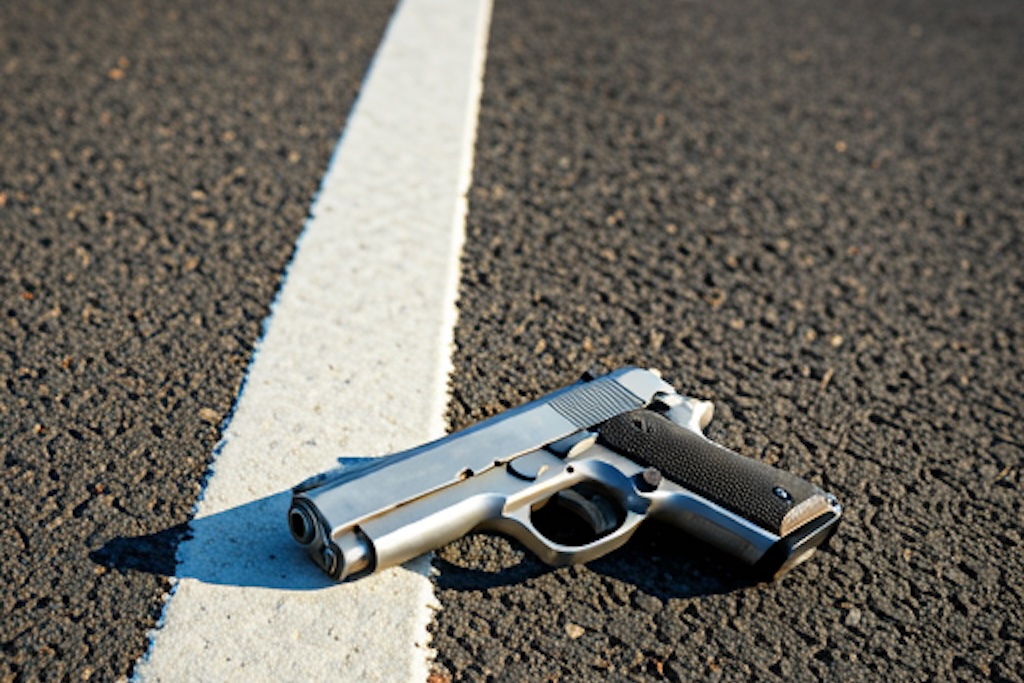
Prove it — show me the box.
[492,457,653,567]
[496,505,646,568]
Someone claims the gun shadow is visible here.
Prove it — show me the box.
[90,489,339,590]
[431,520,763,601]
[95,493,760,598]
[93,453,761,598]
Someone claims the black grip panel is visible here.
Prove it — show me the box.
[598,410,821,535]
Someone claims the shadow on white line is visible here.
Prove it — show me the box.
[91,489,336,591]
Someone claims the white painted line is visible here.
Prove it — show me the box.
[132,0,492,680]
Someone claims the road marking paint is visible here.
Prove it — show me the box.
[132,0,492,679]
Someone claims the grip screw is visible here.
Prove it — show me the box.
[773,486,793,503]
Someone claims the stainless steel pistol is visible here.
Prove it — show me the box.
[288,367,841,582]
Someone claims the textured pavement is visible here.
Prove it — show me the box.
[0,2,395,680]
[431,1,1023,681]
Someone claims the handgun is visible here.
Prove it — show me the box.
[288,367,841,582]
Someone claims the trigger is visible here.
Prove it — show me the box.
[554,488,620,536]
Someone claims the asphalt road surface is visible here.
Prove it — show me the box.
[430,1,1023,680]
[1,1,396,680]
[3,1,1022,682]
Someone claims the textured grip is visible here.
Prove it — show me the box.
[598,409,822,535]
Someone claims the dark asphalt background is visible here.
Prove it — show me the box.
[0,1,1021,682]
[0,1,394,680]
[432,1,1022,682]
